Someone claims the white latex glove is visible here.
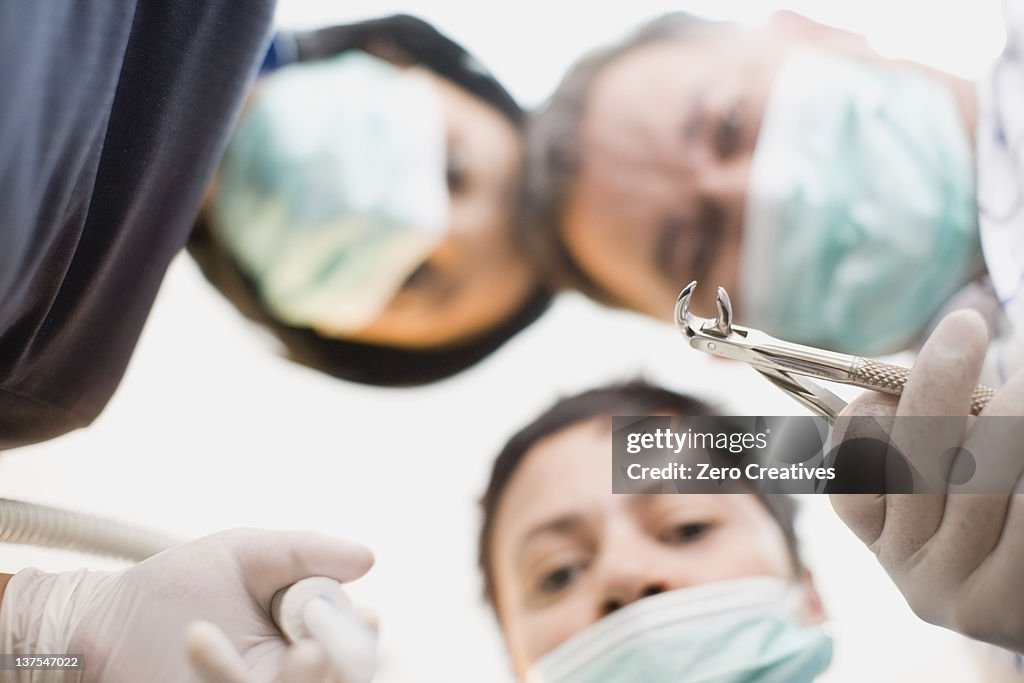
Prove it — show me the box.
[0,528,373,682]
[185,583,378,683]
[186,622,345,683]
[829,310,1024,653]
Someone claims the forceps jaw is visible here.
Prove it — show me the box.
[675,281,757,366]
[675,280,739,340]
[677,281,859,379]
[675,280,851,420]
[674,281,700,338]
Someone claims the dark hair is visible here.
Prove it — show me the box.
[518,13,727,305]
[477,380,801,605]
[187,15,552,385]
[292,15,522,125]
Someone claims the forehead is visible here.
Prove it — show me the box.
[579,30,783,170]
[584,38,735,159]
[494,420,614,546]
[590,41,709,133]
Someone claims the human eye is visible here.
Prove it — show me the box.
[713,101,744,158]
[445,140,469,195]
[660,520,714,545]
[535,560,588,597]
[398,260,438,293]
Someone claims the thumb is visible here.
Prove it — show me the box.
[828,391,897,546]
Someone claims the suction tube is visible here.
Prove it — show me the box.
[0,497,182,562]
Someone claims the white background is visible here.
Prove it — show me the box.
[0,1,1012,681]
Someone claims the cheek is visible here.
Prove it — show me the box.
[512,591,599,666]
[463,114,520,203]
[563,201,673,315]
[702,519,794,580]
[448,163,517,243]
[480,131,520,190]
[492,545,603,671]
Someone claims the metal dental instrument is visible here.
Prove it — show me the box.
[675,281,995,422]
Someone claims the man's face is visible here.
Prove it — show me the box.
[562,30,789,319]
[559,15,975,321]
[488,417,816,676]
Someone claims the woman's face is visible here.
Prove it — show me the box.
[345,70,535,349]
[487,417,822,677]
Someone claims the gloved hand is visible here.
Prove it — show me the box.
[186,621,365,683]
[185,580,378,683]
[829,309,1024,653]
[0,528,374,682]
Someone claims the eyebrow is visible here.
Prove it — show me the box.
[518,513,588,547]
[655,199,726,288]
[654,215,680,281]
[411,261,460,308]
[653,215,699,283]
[683,100,705,145]
[682,84,711,147]
[694,200,723,271]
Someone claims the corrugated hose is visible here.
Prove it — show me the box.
[0,498,182,562]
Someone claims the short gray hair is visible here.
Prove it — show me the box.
[517,12,728,305]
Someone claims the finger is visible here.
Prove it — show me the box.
[828,391,897,545]
[953,488,1024,652]
[881,310,988,564]
[224,529,375,607]
[283,641,330,683]
[923,359,1024,597]
[953,352,1024,492]
[185,621,250,683]
[896,310,988,418]
[891,310,987,485]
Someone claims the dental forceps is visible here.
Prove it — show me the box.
[675,281,995,423]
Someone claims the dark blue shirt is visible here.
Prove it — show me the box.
[0,1,274,448]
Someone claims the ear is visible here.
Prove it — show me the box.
[767,10,874,58]
[797,568,828,625]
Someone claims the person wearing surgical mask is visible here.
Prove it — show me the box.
[189,15,551,386]
[477,381,832,682]
[518,9,1024,387]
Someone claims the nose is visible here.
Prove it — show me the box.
[594,536,690,616]
[601,575,670,616]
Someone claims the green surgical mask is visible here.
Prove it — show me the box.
[529,577,832,683]
[210,51,448,335]
[739,50,982,355]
